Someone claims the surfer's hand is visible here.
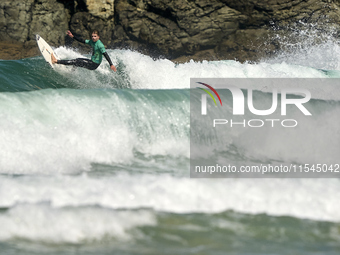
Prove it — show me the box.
[110,65,117,72]
[67,30,74,38]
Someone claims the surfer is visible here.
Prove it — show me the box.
[51,30,116,72]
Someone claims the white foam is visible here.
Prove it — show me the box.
[1,174,339,222]
[226,100,340,164]
[266,24,340,70]
[1,41,339,228]
[116,50,330,85]
[0,203,156,243]
[0,89,189,174]
[52,47,340,101]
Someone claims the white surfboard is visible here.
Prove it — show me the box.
[36,34,58,68]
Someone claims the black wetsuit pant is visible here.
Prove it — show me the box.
[57,58,100,70]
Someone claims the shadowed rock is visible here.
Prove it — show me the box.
[1,0,339,62]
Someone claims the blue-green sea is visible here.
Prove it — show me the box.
[0,39,340,255]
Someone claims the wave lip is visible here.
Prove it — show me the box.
[2,46,340,93]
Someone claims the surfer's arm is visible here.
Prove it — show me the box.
[103,52,113,66]
[67,30,86,44]
[103,52,117,72]
[73,35,86,44]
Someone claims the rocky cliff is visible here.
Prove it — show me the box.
[1,0,340,62]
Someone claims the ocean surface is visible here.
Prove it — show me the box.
[0,35,340,255]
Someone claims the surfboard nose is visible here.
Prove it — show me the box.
[36,34,40,41]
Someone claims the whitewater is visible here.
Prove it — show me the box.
[0,37,339,254]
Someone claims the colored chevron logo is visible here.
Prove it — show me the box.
[197,82,222,106]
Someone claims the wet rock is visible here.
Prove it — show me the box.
[0,0,69,59]
[1,0,340,62]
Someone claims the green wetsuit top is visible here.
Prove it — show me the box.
[85,39,106,64]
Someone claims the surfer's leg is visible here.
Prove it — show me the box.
[74,59,100,70]
[56,59,78,66]
[51,53,58,64]
[56,58,99,70]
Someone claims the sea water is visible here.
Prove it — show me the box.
[0,36,339,254]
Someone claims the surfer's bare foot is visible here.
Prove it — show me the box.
[51,53,57,64]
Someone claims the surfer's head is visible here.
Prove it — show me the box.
[91,30,100,42]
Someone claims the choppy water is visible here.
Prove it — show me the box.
[0,33,339,254]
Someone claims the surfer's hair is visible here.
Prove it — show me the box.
[92,30,100,36]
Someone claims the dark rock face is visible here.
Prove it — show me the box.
[0,0,340,61]
[69,12,115,49]
[121,1,246,60]
[113,0,247,59]
[0,0,70,59]
[111,0,340,62]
